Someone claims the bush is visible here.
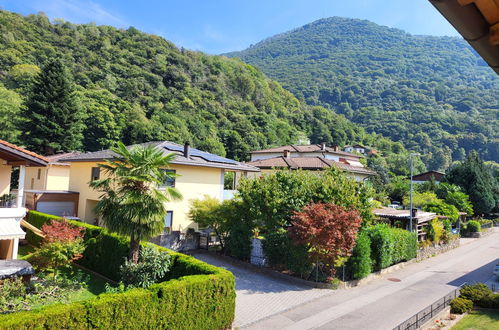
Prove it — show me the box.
[368,224,394,271]
[467,220,481,233]
[25,211,62,246]
[391,228,417,263]
[262,229,311,278]
[426,218,445,244]
[120,246,171,288]
[225,220,252,260]
[459,283,492,304]
[345,231,372,280]
[289,203,362,276]
[450,297,473,314]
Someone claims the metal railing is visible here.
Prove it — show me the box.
[393,285,464,330]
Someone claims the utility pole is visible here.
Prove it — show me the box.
[409,153,419,232]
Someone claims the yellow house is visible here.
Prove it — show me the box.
[23,152,80,217]
[24,153,78,191]
[62,141,259,232]
[0,140,48,260]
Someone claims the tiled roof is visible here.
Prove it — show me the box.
[250,144,362,158]
[45,152,81,165]
[246,156,375,175]
[0,140,48,166]
[60,141,260,172]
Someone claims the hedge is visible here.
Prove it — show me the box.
[5,210,236,329]
[345,231,372,280]
[367,224,394,271]
[466,220,481,233]
[391,228,417,264]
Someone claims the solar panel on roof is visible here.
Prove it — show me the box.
[162,145,239,165]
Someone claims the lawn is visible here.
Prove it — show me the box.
[8,243,109,312]
[452,309,499,330]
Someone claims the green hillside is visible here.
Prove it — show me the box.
[0,11,402,161]
[226,17,499,166]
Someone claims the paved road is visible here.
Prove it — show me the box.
[192,252,333,328]
[246,228,499,330]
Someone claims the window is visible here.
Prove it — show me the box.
[160,169,176,188]
[37,169,41,180]
[91,167,100,181]
[164,211,173,230]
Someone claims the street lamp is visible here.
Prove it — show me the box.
[409,153,420,232]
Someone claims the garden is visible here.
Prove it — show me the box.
[190,168,420,284]
[0,143,235,329]
[449,283,499,329]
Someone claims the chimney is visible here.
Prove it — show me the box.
[333,145,340,152]
[184,142,190,158]
[283,149,291,158]
[321,142,327,151]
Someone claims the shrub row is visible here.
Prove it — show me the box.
[459,283,499,309]
[345,224,417,279]
[0,272,235,329]
[9,211,236,329]
[366,224,417,272]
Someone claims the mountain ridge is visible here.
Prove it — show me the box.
[226,16,498,166]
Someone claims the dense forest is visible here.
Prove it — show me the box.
[0,11,406,162]
[227,17,499,168]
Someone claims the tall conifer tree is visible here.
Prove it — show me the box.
[21,59,83,155]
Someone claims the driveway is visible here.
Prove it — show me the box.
[192,252,332,328]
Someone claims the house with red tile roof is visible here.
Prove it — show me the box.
[247,143,375,181]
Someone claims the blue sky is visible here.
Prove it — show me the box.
[0,0,459,54]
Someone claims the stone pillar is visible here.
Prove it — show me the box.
[250,238,266,266]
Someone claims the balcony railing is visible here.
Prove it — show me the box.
[0,194,18,208]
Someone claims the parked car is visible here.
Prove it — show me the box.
[494,263,499,279]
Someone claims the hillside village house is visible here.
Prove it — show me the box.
[23,153,80,217]
[0,140,48,260]
[60,141,259,235]
[247,143,375,181]
[411,170,445,184]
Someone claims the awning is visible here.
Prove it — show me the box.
[0,219,26,240]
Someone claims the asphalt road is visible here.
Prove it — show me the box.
[245,228,499,330]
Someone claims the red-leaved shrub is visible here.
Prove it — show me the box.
[289,202,362,276]
[41,219,84,243]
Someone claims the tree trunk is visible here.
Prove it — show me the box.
[129,236,141,263]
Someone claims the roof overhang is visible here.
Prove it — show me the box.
[0,145,48,167]
[429,0,499,74]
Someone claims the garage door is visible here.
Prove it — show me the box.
[37,201,75,217]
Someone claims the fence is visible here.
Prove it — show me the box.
[393,284,464,330]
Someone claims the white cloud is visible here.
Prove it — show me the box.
[27,0,127,26]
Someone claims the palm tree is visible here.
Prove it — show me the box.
[90,142,182,263]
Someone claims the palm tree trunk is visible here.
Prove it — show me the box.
[129,236,141,263]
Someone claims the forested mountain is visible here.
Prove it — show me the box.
[226,17,499,167]
[0,11,403,161]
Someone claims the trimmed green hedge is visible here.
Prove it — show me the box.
[345,231,372,280]
[7,211,236,329]
[365,224,417,272]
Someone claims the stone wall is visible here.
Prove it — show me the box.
[417,239,460,261]
[150,231,200,252]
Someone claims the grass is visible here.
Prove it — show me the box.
[14,244,108,309]
[452,309,499,330]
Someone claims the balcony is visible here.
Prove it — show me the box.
[0,194,18,209]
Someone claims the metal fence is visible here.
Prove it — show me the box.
[393,285,463,330]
